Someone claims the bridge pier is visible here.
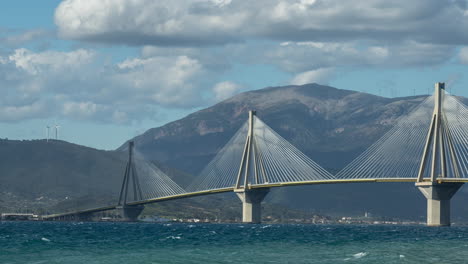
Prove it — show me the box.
[416,182,463,226]
[116,205,144,222]
[116,141,145,222]
[414,83,465,227]
[76,212,94,222]
[235,188,269,223]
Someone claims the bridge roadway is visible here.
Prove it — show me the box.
[42,177,468,220]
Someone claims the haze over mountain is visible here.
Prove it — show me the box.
[2,83,468,219]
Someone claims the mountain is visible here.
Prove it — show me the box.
[0,139,127,213]
[125,83,468,219]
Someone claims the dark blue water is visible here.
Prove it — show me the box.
[1,222,468,263]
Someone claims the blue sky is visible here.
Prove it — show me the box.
[1,0,468,150]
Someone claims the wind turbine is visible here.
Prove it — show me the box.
[54,124,60,140]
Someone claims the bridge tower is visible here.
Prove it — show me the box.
[116,141,145,221]
[234,111,270,223]
[416,82,464,226]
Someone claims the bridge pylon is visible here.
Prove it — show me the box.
[116,141,144,221]
[234,110,270,223]
[416,82,463,226]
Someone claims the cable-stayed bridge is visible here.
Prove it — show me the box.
[43,83,468,227]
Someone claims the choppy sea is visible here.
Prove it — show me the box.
[1,221,467,263]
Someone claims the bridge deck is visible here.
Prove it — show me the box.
[42,178,468,219]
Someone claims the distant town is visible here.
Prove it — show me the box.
[1,211,430,226]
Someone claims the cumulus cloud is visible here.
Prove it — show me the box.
[62,101,102,119]
[264,41,454,72]
[8,48,95,75]
[0,29,50,46]
[0,49,96,104]
[141,45,230,71]
[114,55,207,106]
[290,68,335,85]
[0,48,219,123]
[212,81,242,101]
[54,0,244,46]
[51,0,464,86]
[460,47,468,64]
[3,0,466,125]
[0,100,51,122]
[54,0,468,46]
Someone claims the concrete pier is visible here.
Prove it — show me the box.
[235,188,269,223]
[416,182,463,226]
[415,83,465,227]
[75,212,93,221]
[116,205,144,222]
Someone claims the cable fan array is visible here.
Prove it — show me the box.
[119,145,186,203]
[133,150,186,199]
[247,116,334,184]
[125,92,468,197]
[336,96,434,179]
[187,115,334,192]
[186,122,248,192]
[442,95,468,178]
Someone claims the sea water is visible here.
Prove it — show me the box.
[1,221,468,263]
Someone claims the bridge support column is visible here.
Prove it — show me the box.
[116,205,144,222]
[76,212,93,222]
[235,188,269,223]
[416,182,463,226]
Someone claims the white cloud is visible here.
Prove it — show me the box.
[62,101,100,118]
[54,0,468,46]
[0,48,219,123]
[55,0,245,46]
[212,81,242,101]
[0,39,453,124]
[211,0,232,7]
[8,48,95,75]
[51,0,462,86]
[0,29,49,46]
[3,0,466,125]
[459,47,468,64]
[114,55,207,106]
[264,41,453,72]
[0,100,50,122]
[290,68,335,85]
[140,45,231,72]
